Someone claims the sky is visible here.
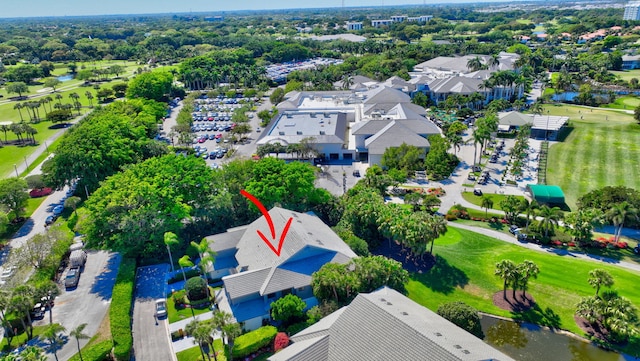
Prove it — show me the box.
[2,0,511,18]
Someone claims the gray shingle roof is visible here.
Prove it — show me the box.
[498,111,534,127]
[222,267,271,300]
[271,287,515,361]
[364,121,431,154]
[235,207,356,271]
[428,76,484,95]
[268,335,330,361]
[362,86,411,105]
[206,228,246,253]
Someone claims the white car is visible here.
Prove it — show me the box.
[155,299,167,319]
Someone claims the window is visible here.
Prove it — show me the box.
[267,292,277,299]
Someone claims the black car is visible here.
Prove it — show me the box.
[352,170,361,177]
[473,188,483,196]
[45,215,56,226]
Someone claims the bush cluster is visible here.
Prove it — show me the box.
[110,257,136,361]
[232,325,278,359]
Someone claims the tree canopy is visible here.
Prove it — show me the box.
[126,71,173,102]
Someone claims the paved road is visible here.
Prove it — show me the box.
[30,251,121,361]
[132,264,174,361]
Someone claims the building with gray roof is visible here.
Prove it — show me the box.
[268,287,515,361]
[498,111,569,140]
[208,207,357,330]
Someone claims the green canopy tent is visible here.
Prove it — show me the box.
[526,184,565,204]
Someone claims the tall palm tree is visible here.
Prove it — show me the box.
[13,103,25,122]
[481,195,494,219]
[429,215,448,254]
[190,238,216,280]
[43,323,66,361]
[606,202,638,243]
[538,205,563,237]
[70,323,89,361]
[588,269,614,297]
[520,199,539,232]
[178,255,194,284]
[466,56,485,72]
[164,232,180,273]
[222,322,242,360]
[495,259,517,299]
[85,91,94,108]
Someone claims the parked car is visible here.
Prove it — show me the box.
[65,268,80,289]
[155,299,168,319]
[473,188,483,196]
[52,205,64,215]
[45,215,56,226]
[352,170,361,177]
[467,174,476,181]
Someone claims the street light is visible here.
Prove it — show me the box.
[13,164,18,178]
[47,290,53,325]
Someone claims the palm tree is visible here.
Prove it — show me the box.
[190,238,216,280]
[495,259,517,299]
[430,215,448,254]
[18,346,48,361]
[516,260,539,299]
[10,284,36,339]
[481,195,494,219]
[466,56,485,72]
[178,255,194,284]
[0,123,10,144]
[606,202,638,243]
[221,322,242,360]
[43,323,66,361]
[588,269,614,297]
[185,319,214,361]
[520,199,539,232]
[538,205,563,238]
[13,103,25,122]
[164,232,180,273]
[70,323,89,361]
[341,74,353,90]
[55,93,63,106]
[85,91,94,108]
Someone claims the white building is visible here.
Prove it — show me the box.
[346,22,363,31]
[624,1,640,20]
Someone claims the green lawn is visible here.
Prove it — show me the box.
[176,340,227,361]
[461,192,525,211]
[406,227,640,354]
[611,70,640,82]
[543,104,640,209]
[167,294,214,323]
[601,95,640,110]
[0,120,65,178]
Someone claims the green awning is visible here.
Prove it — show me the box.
[527,184,565,204]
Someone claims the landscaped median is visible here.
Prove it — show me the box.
[405,227,640,355]
[110,257,136,361]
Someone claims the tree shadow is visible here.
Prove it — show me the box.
[89,252,122,301]
[512,303,561,329]
[488,222,505,231]
[412,256,469,294]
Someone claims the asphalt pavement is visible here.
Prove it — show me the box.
[132,264,175,361]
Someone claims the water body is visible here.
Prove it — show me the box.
[553,91,640,102]
[57,74,73,82]
[480,315,628,361]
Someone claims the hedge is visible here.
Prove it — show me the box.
[232,325,277,359]
[110,257,136,361]
[67,340,113,361]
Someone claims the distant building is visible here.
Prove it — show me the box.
[371,14,431,27]
[624,1,640,20]
[346,22,363,31]
[204,16,224,22]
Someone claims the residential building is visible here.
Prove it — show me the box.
[371,14,431,27]
[498,111,569,140]
[371,19,393,28]
[268,287,516,361]
[208,207,357,331]
[346,22,363,31]
[624,1,640,20]
[622,54,640,70]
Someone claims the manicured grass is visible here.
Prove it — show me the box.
[611,69,640,82]
[176,339,227,361]
[0,324,51,352]
[601,95,640,110]
[25,196,47,215]
[543,104,640,209]
[0,120,65,178]
[406,227,640,354]
[461,192,525,211]
[167,294,213,323]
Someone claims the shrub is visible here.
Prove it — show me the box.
[185,277,208,302]
[168,269,200,284]
[232,325,277,359]
[273,332,290,352]
[437,301,484,339]
[285,321,309,335]
[67,340,113,361]
[110,257,136,361]
[270,294,306,326]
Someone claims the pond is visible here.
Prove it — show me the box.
[57,74,73,82]
[481,315,629,361]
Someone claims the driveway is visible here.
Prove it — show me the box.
[32,251,120,361]
[132,264,173,361]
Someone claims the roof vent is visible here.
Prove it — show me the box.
[286,113,293,118]
[240,266,248,272]
[310,112,316,117]
[380,298,386,302]
[401,312,408,316]
[296,131,303,135]
[386,302,392,306]
[319,131,325,135]
[434,332,442,336]
[307,232,313,235]
[316,239,324,245]
[453,345,462,349]
[279,131,285,135]
[461,350,470,355]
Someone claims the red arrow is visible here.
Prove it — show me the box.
[241,190,293,257]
